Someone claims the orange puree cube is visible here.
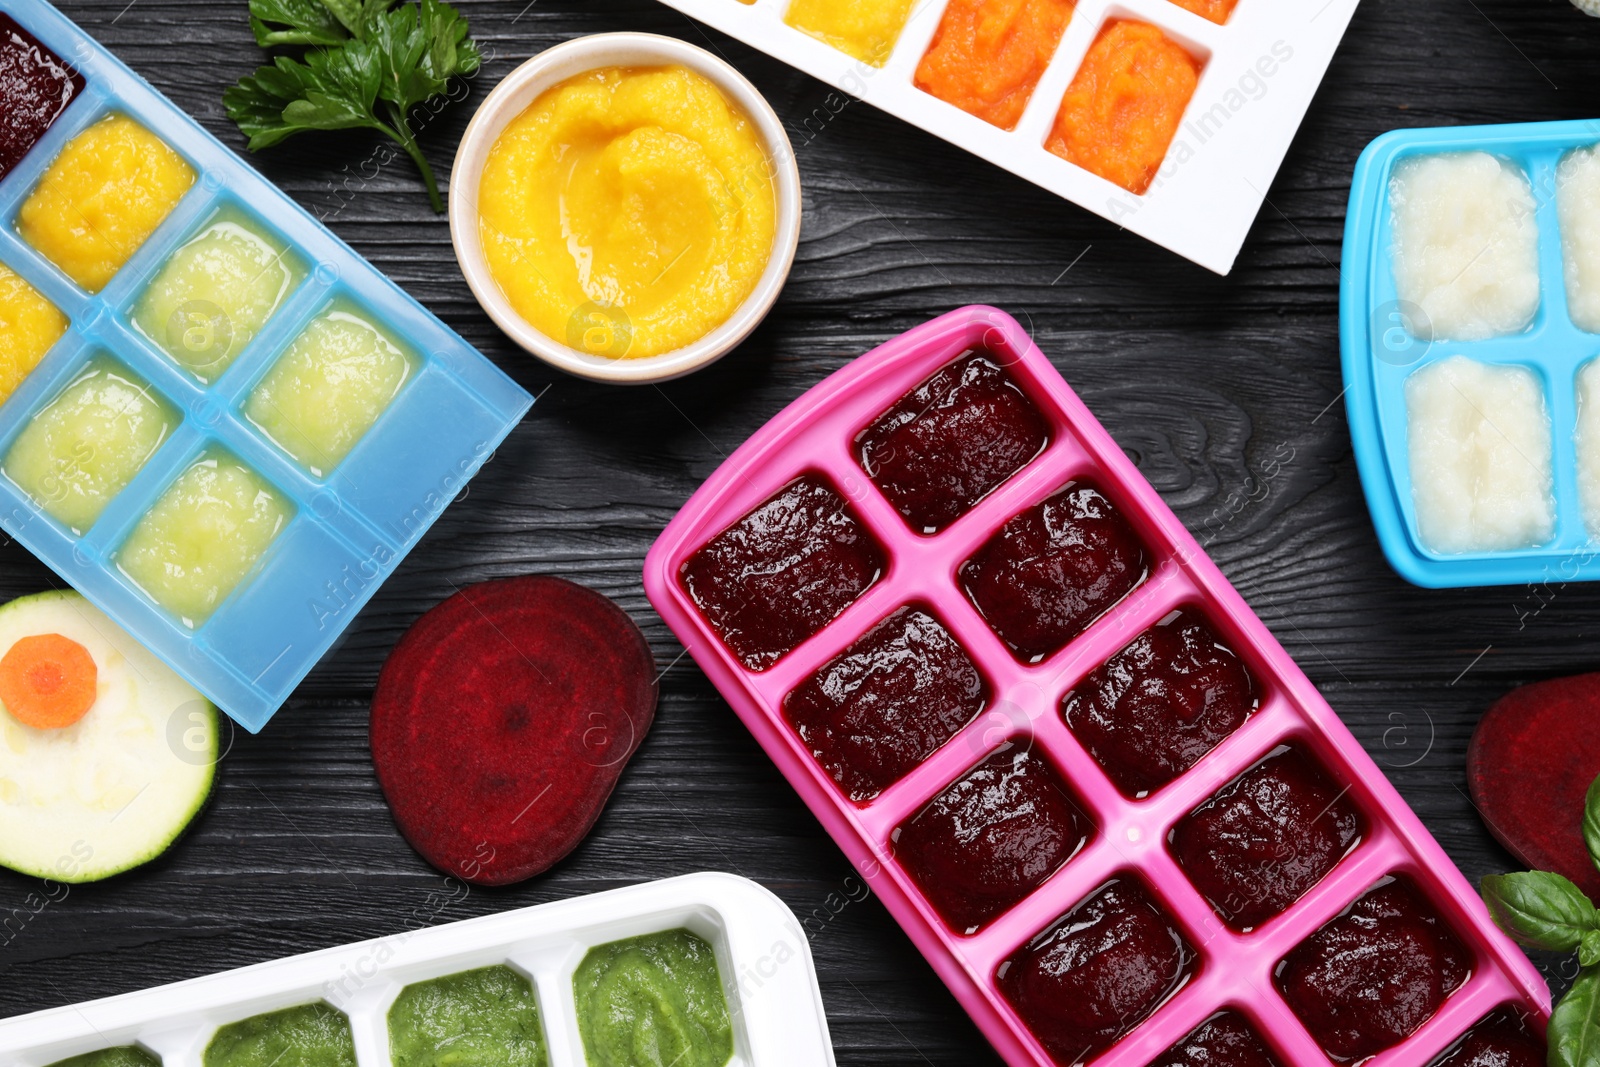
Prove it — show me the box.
[914,0,1075,131]
[1046,20,1201,195]
[1168,0,1237,23]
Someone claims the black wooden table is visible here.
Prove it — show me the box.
[1,0,1597,1061]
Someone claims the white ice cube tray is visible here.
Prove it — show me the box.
[0,874,836,1067]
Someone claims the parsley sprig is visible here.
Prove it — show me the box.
[1482,772,1600,1066]
[223,0,480,212]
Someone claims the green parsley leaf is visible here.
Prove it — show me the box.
[248,0,346,48]
[370,0,478,108]
[223,44,385,150]
[225,0,474,210]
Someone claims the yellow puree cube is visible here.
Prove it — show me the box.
[18,113,194,293]
[0,263,66,403]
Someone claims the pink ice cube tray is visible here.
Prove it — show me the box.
[642,306,1549,1067]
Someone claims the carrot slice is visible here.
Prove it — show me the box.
[0,633,98,729]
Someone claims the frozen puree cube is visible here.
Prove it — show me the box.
[0,13,84,179]
[244,300,416,478]
[133,206,305,382]
[0,260,66,404]
[1063,608,1256,797]
[785,607,987,802]
[117,450,293,628]
[1150,1014,1281,1067]
[45,1049,159,1067]
[681,474,885,671]
[1389,152,1540,341]
[785,0,914,66]
[998,877,1193,1063]
[205,1004,355,1067]
[388,965,548,1067]
[895,744,1089,933]
[857,350,1049,533]
[1559,145,1600,333]
[1278,878,1470,1061]
[3,356,176,534]
[17,114,194,293]
[1579,359,1600,535]
[1405,355,1554,553]
[960,481,1148,663]
[1171,747,1360,928]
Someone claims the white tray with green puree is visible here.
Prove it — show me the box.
[0,874,837,1067]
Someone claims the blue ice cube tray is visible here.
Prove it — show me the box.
[1337,123,1600,591]
[0,0,533,730]
[1342,120,1600,589]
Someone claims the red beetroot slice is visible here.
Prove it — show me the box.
[370,576,657,887]
[1468,673,1600,900]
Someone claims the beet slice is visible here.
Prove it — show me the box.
[1468,673,1600,900]
[370,577,656,886]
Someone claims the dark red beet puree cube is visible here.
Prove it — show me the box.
[784,606,985,801]
[0,15,83,179]
[894,744,1089,932]
[1430,1008,1544,1067]
[1172,746,1361,928]
[1149,1012,1281,1067]
[1063,608,1256,797]
[998,877,1193,1064]
[857,350,1049,533]
[1277,877,1471,1062]
[681,474,885,671]
[960,481,1147,662]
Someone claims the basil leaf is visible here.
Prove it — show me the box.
[1554,966,1600,1067]
[1482,870,1600,951]
[1584,930,1600,968]
[1584,773,1600,877]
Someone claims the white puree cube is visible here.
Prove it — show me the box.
[1559,145,1600,333]
[1406,355,1554,553]
[1390,152,1541,341]
[1575,359,1600,534]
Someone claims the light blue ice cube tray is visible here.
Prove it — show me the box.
[1342,119,1600,589]
[0,0,533,731]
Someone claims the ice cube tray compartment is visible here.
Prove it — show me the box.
[644,306,1549,1067]
[1343,120,1600,589]
[647,0,1361,275]
[0,874,835,1067]
[0,0,532,731]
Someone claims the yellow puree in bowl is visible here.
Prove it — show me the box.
[478,65,776,361]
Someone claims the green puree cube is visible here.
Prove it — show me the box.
[3,356,176,534]
[117,449,293,628]
[388,965,548,1067]
[205,1004,355,1067]
[244,300,416,478]
[132,206,305,383]
[573,929,734,1067]
[47,1048,161,1067]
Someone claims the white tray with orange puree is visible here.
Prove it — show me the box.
[652,0,1360,274]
